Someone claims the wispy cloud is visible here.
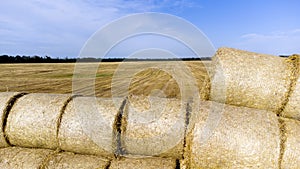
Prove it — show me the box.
[234,29,300,55]
[0,0,197,57]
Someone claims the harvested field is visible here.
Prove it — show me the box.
[0,61,210,98]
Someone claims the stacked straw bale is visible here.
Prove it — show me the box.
[283,54,300,119]
[0,147,53,169]
[281,118,300,168]
[2,91,300,168]
[0,147,177,169]
[207,47,293,113]
[186,101,280,169]
[0,92,22,148]
[123,95,186,158]
[58,96,121,158]
[5,93,71,149]
[44,152,109,169]
[109,157,176,169]
[0,147,109,169]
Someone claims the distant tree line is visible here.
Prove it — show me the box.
[279,55,290,58]
[0,55,76,63]
[0,55,211,63]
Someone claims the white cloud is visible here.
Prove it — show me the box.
[234,29,300,55]
[0,0,197,57]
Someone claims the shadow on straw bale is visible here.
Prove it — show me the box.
[283,54,300,119]
[0,92,22,148]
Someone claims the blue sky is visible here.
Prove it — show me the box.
[0,0,299,57]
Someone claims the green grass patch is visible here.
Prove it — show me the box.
[50,73,74,78]
[96,73,113,77]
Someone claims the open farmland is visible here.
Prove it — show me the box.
[0,61,210,98]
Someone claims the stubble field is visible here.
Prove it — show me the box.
[0,61,210,98]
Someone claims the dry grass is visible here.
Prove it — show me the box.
[0,61,210,98]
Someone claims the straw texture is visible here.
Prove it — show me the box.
[0,92,21,148]
[44,152,109,169]
[58,97,120,158]
[283,55,300,119]
[188,101,280,169]
[281,118,300,168]
[123,96,186,158]
[284,80,300,119]
[5,93,71,149]
[109,157,176,169]
[0,147,53,169]
[209,47,292,112]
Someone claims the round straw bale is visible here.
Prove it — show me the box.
[123,95,186,158]
[109,157,176,169]
[200,76,211,101]
[0,147,53,169]
[0,92,22,148]
[283,55,300,119]
[58,96,120,158]
[5,93,71,149]
[209,47,292,112]
[283,82,300,119]
[281,117,300,168]
[188,101,280,169]
[44,152,109,169]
